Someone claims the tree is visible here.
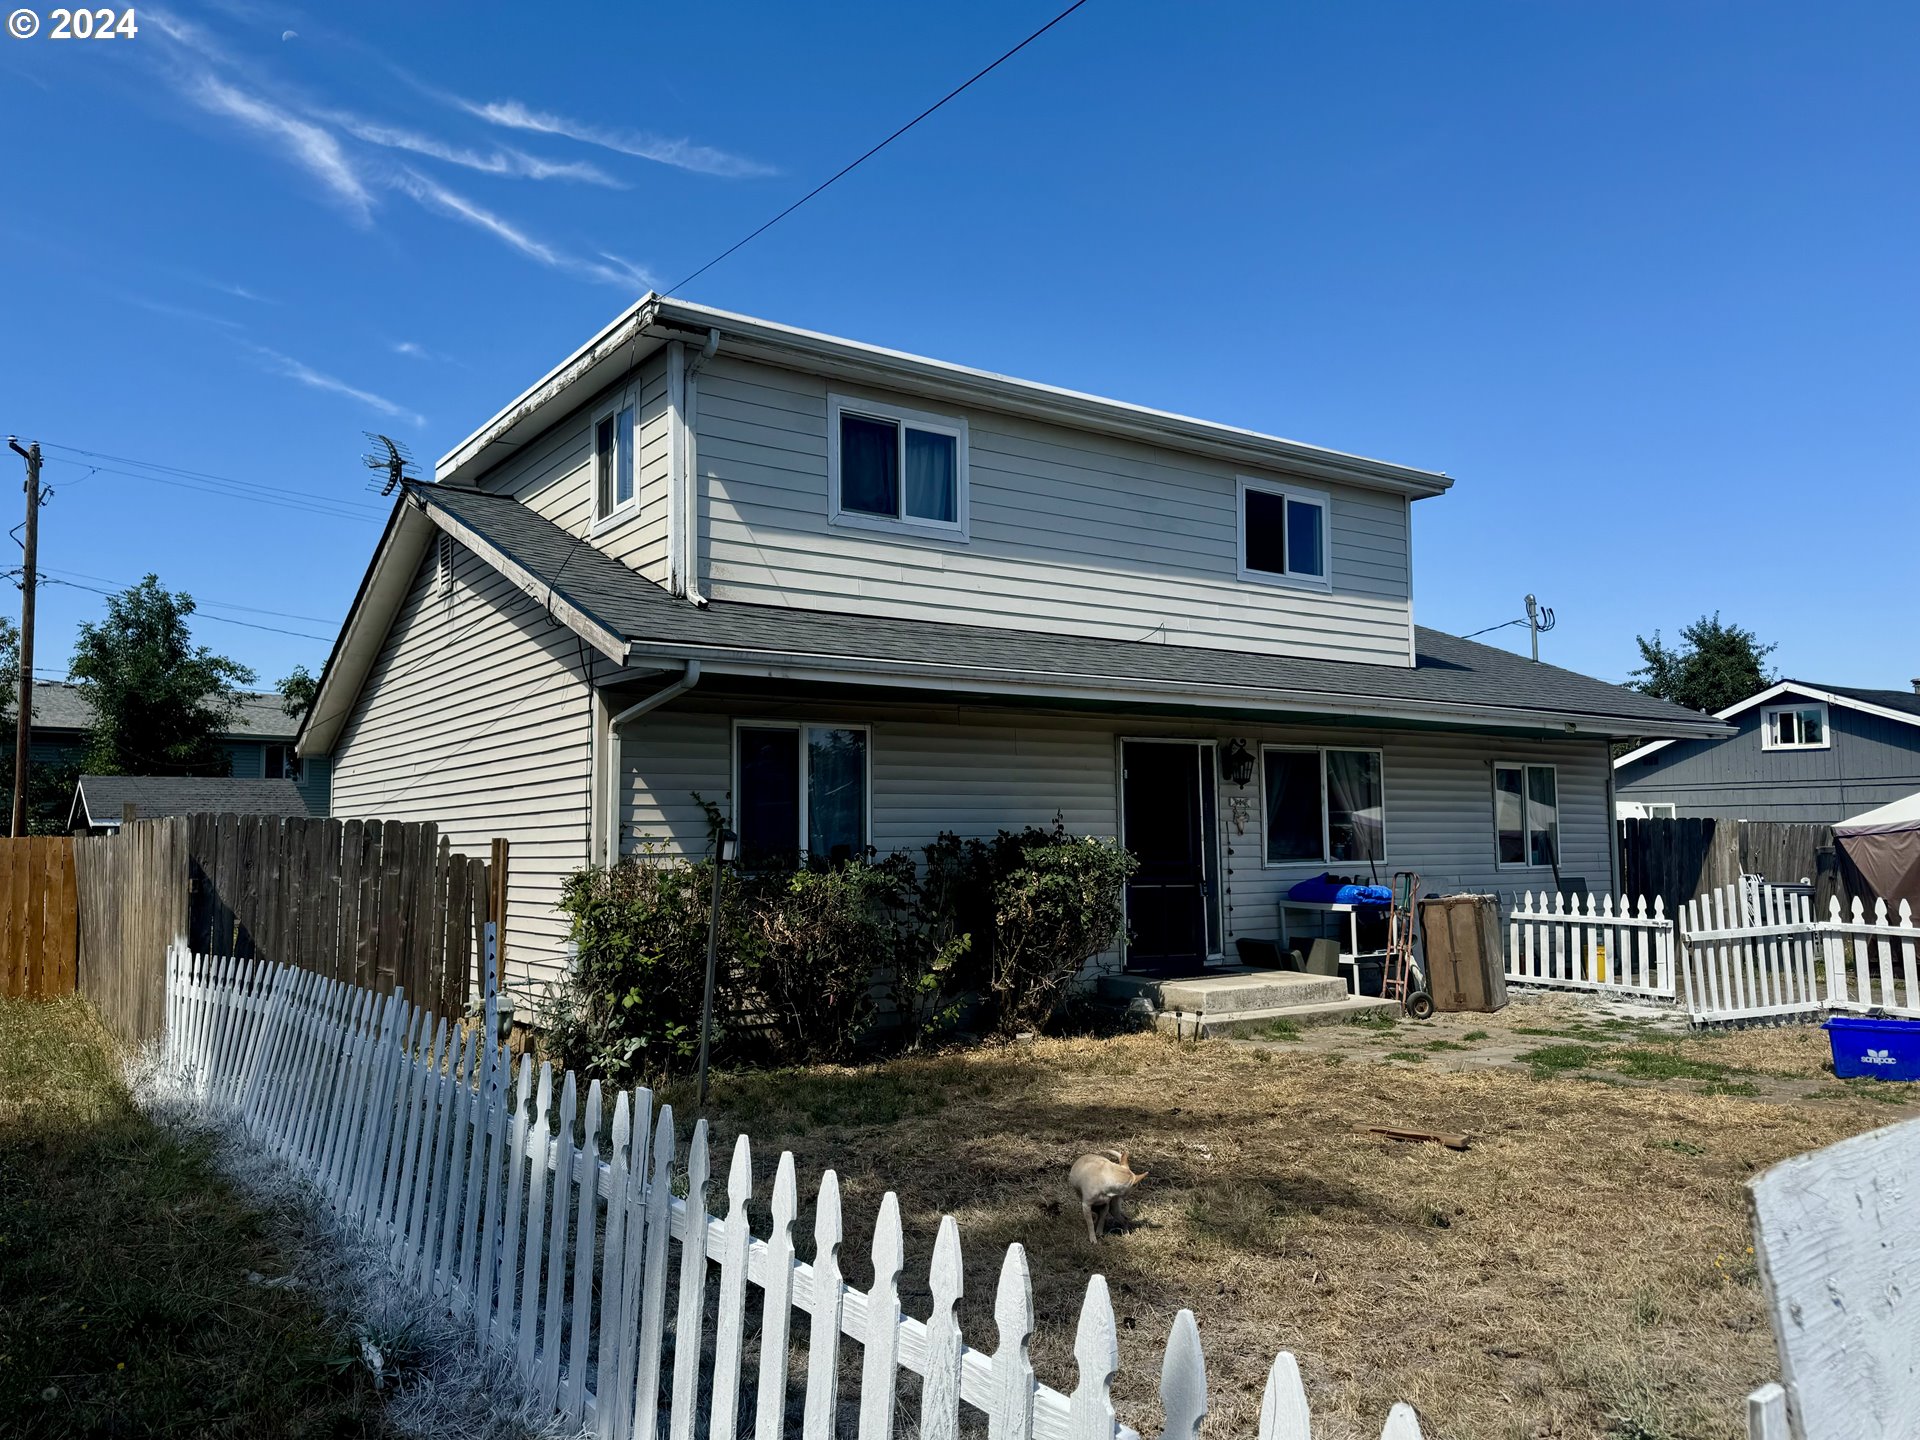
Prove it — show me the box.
[277,665,318,721]
[1629,612,1776,715]
[69,576,257,776]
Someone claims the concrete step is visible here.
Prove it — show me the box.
[1153,994,1400,1038]
[1099,968,1351,1015]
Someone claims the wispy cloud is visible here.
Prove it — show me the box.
[321,110,624,187]
[251,345,425,426]
[391,170,655,290]
[127,296,247,330]
[454,97,774,179]
[183,73,374,221]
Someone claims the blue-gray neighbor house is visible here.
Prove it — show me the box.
[1614,680,1920,823]
[29,681,332,816]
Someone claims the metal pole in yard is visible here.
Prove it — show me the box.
[7,438,43,838]
[695,827,737,1109]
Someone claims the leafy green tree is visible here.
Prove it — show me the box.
[0,616,79,833]
[276,665,318,721]
[69,576,256,776]
[1629,612,1777,715]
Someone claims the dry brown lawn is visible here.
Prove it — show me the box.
[667,1008,1914,1440]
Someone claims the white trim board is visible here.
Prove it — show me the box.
[1613,681,1920,768]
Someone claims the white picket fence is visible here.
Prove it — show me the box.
[162,946,1429,1440]
[1503,891,1676,998]
[1679,883,1920,1024]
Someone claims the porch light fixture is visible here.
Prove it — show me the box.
[1222,739,1256,789]
[697,826,739,1107]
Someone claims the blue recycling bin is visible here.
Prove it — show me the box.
[1825,1015,1920,1081]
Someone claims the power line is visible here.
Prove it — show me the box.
[1459,618,1527,640]
[37,445,384,524]
[664,0,1094,295]
[40,442,386,511]
[41,578,334,643]
[42,566,338,625]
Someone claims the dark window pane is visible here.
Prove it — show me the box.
[1244,489,1288,574]
[1326,749,1383,861]
[903,428,956,522]
[614,405,635,506]
[595,415,616,517]
[1263,748,1322,862]
[1495,766,1525,865]
[1286,498,1324,577]
[1527,765,1558,867]
[806,727,868,863]
[738,727,800,869]
[840,413,899,517]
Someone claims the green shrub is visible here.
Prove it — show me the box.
[545,846,756,1087]
[923,820,1135,1037]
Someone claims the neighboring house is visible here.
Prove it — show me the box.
[298,294,1724,1000]
[68,774,311,833]
[29,681,332,816]
[1615,681,1920,823]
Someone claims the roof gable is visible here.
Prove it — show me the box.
[1613,681,1920,768]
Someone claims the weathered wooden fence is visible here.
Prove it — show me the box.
[186,814,487,1019]
[75,818,189,1040]
[1619,818,1842,918]
[163,948,1427,1440]
[1679,880,1920,1024]
[0,836,77,999]
[1503,891,1676,998]
[76,815,494,1044]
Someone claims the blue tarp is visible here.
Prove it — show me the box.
[1287,874,1393,907]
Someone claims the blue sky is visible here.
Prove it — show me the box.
[0,1,1913,695]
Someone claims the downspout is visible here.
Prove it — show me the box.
[680,327,721,607]
[602,660,703,866]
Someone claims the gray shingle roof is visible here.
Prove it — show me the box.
[72,775,311,827]
[421,483,1722,736]
[1815,683,1920,720]
[32,682,297,740]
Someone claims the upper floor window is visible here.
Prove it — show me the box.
[1238,477,1329,590]
[1762,702,1828,751]
[1493,762,1558,868]
[593,391,636,527]
[264,743,303,783]
[828,394,968,539]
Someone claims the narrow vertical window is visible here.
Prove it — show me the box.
[593,396,637,524]
[1494,765,1526,866]
[1495,763,1558,867]
[737,727,801,870]
[1325,749,1383,862]
[805,726,868,863]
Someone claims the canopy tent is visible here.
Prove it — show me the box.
[1834,791,1920,913]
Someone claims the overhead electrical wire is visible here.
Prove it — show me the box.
[663,0,1094,294]
[36,444,384,524]
[41,578,334,643]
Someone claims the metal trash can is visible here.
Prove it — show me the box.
[1417,894,1508,1013]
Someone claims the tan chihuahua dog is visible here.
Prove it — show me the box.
[1069,1149,1147,1243]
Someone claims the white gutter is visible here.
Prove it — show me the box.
[601,661,702,865]
[679,327,720,606]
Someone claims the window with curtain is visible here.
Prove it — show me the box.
[736,723,870,868]
[1261,746,1386,864]
[1325,749,1384,862]
[1239,479,1329,584]
[831,396,966,533]
[1494,762,1558,868]
[593,398,636,522]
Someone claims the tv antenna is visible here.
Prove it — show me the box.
[362,433,417,496]
[1523,593,1557,662]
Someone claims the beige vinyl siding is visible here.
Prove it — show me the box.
[474,350,672,586]
[692,355,1414,664]
[617,696,1614,976]
[330,539,593,1000]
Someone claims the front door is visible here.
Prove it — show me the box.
[1121,741,1215,972]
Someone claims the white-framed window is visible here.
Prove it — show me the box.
[732,720,872,869]
[592,389,638,529]
[1761,701,1829,751]
[1646,802,1676,819]
[1494,762,1558,868]
[1260,745,1385,865]
[1237,477,1330,590]
[827,393,969,540]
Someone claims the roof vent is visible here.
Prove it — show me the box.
[1911,678,1920,695]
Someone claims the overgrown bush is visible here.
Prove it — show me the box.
[922,820,1135,1037]
[544,847,756,1087]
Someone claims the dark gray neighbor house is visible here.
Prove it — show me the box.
[28,681,332,816]
[68,775,312,833]
[1614,680,1920,823]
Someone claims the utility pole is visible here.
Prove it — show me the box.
[7,438,43,838]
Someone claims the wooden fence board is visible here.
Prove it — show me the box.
[0,839,77,1001]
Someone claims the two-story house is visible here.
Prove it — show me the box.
[297,295,1723,1002]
